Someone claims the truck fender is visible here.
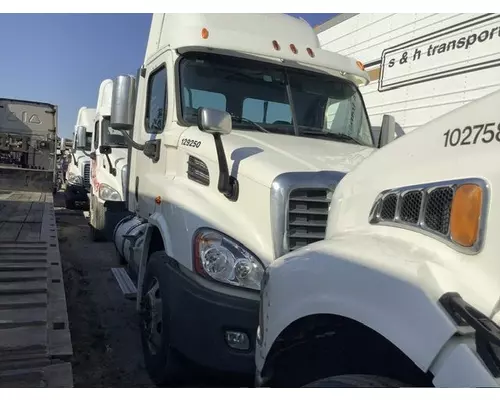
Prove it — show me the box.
[135,212,174,310]
[261,244,458,373]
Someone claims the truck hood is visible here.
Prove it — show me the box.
[95,147,128,197]
[191,128,377,188]
[74,151,91,166]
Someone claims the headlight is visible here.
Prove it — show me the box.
[193,229,264,291]
[67,172,82,186]
[99,183,122,201]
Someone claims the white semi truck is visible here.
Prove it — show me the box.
[64,106,95,209]
[255,88,500,388]
[88,79,130,241]
[107,13,397,385]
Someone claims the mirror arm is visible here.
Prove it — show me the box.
[72,153,78,167]
[212,133,238,201]
[119,129,145,151]
[104,154,116,176]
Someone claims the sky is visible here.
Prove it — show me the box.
[0,13,336,138]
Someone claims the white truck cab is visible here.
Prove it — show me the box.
[107,13,397,386]
[64,106,95,209]
[88,79,130,241]
[256,88,500,388]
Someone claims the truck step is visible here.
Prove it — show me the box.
[111,268,137,299]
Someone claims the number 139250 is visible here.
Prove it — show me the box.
[444,123,500,147]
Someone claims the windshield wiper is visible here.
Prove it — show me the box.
[298,127,366,146]
[328,132,365,146]
[230,115,270,133]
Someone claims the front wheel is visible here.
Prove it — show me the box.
[140,251,188,386]
[65,198,75,210]
[304,374,411,388]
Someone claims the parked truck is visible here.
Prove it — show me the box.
[88,79,130,241]
[64,106,94,209]
[107,13,398,386]
[0,98,73,387]
[255,88,500,388]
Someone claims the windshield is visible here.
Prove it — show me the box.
[179,53,374,147]
[102,117,127,147]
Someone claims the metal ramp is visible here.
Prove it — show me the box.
[0,191,73,387]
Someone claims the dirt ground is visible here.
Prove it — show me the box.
[54,193,153,388]
[54,192,252,388]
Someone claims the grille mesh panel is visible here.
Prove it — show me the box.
[287,188,330,251]
[400,191,422,224]
[424,187,454,235]
[83,163,90,189]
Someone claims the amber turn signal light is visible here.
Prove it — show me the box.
[450,184,483,247]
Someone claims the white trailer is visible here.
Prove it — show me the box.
[316,13,500,138]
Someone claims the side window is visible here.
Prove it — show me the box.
[93,121,99,150]
[145,66,167,133]
[242,98,292,124]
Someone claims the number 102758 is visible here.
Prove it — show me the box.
[444,123,500,147]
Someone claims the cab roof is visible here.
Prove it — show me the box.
[75,106,96,131]
[95,79,113,118]
[145,13,370,86]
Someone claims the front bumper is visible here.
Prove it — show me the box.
[433,292,500,387]
[99,200,131,241]
[165,262,259,376]
[65,183,89,202]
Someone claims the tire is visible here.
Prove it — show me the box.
[89,224,105,242]
[65,198,75,210]
[304,374,410,388]
[140,251,188,386]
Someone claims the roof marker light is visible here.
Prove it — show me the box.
[201,28,209,39]
[356,61,365,70]
[290,44,298,54]
[272,40,280,51]
[306,47,315,58]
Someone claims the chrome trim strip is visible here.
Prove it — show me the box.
[270,171,346,258]
[369,177,490,255]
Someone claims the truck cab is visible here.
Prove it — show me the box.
[108,13,396,386]
[64,106,95,209]
[88,79,130,241]
[256,88,500,388]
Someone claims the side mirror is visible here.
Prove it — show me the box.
[196,107,237,201]
[111,74,137,130]
[99,145,112,155]
[75,126,87,149]
[378,114,396,148]
[197,108,232,136]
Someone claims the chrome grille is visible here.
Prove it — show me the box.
[369,178,489,255]
[83,163,90,189]
[287,188,331,251]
